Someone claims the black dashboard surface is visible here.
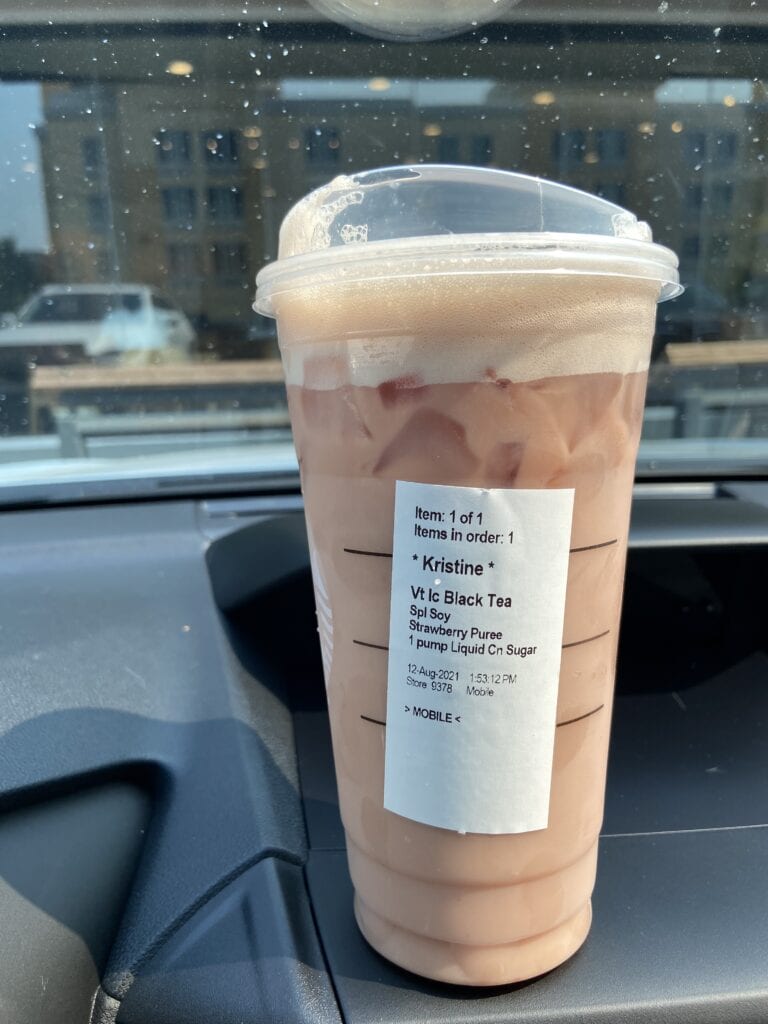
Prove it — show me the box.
[0,494,766,1023]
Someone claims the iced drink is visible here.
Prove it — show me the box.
[255,168,679,986]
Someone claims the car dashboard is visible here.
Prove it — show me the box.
[0,488,767,1024]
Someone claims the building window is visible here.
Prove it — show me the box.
[470,134,494,166]
[713,131,737,166]
[305,126,341,165]
[167,243,202,279]
[155,130,192,166]
[161,187,196,226]
[87,194,109,232]
[552,129,586,168]
[95,250,112,278]
[681,236,700,261]
[436,135,461,163]
[211,241,248,281]
[712,182,734,215]
[682,131,707,167]
[203,130,239,167]
[82,137,104,179]
[686,184,704,213]
[595,183,627,206]
[207,186,243,224]
[595,129,627,166]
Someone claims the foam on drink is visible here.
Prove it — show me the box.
[272,269,659,388]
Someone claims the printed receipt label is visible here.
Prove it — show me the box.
[384,480,575,835]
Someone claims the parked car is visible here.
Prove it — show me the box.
[0,284,196,364]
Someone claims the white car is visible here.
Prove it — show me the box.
[0,284,196,364]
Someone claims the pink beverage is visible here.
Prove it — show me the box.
[256,167,680,985]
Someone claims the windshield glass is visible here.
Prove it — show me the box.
[0,1,766,501]
[19,293,143,323]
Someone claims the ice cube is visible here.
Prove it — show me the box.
[374,408,478,481]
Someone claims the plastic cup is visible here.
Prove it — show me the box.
[255,166,680,986]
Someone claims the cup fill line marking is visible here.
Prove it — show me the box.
[556,703,605,728]
[360,714,386,726]
[569,538,618,553]
[344,543,617,556]
[344,547,394,558]
[353,639,390,651]
[562,629,611,650]
[346,540,618,557]
[362,703,606,730]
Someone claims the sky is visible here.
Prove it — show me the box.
[0,83,50,253]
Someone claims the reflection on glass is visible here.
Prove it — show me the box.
[0,8,766,485]
[19,292,142,323]
[306,0,521,41]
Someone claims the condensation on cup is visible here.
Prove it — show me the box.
[255,166,680,986]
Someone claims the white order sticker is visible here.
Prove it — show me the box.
[384,480,574,835]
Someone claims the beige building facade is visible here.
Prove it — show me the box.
[37,66,767,337]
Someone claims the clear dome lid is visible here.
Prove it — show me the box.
[256,165,681,313]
